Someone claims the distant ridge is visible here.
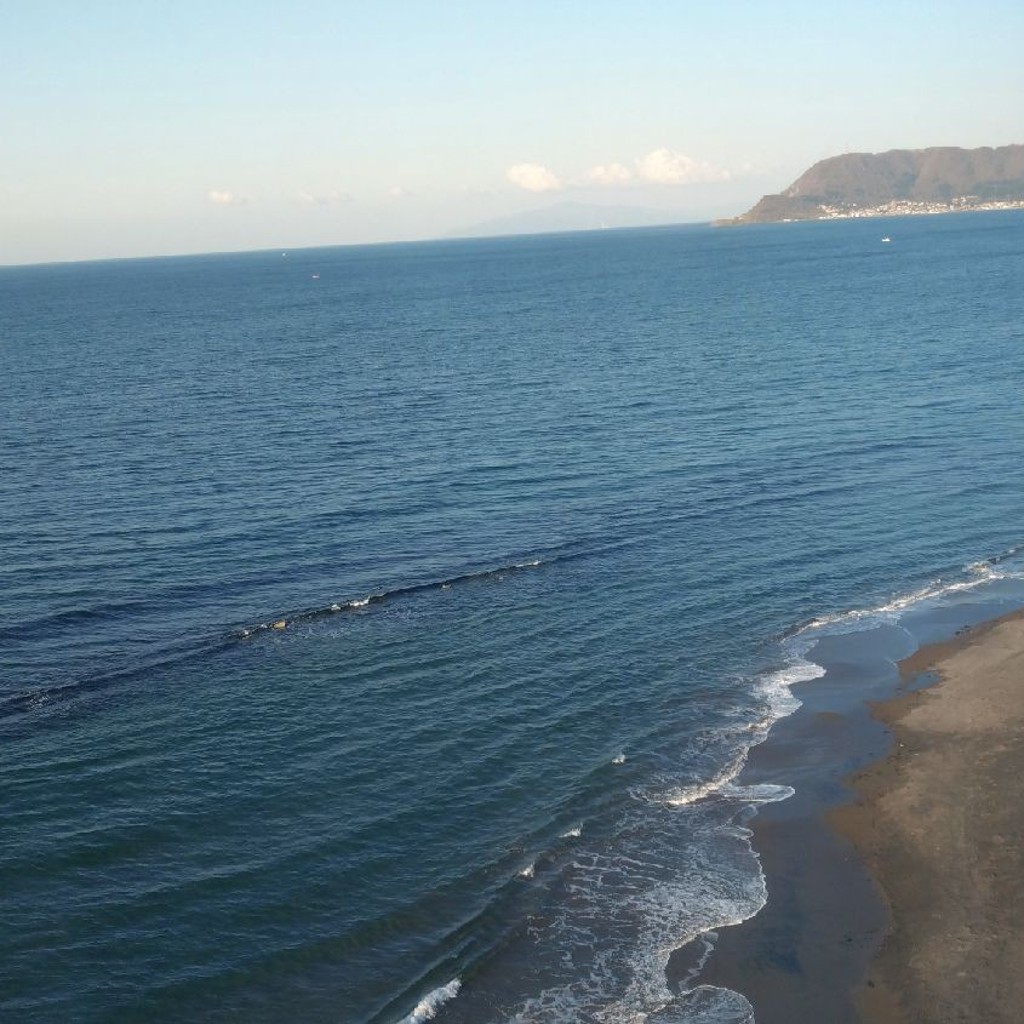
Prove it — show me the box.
[449,201,689,239]
[721,144,1024,225]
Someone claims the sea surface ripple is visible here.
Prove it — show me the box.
[2,213,1023,1023]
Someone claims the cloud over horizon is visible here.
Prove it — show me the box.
[587,162,633,185]
[207,189,248,205]
[298,189,352,206]
[510,151,733,194]
[506,163,562,192]
[634,149,731,185]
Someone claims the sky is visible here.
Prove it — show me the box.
[2,0,1022,264]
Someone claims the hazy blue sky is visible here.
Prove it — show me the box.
[3,0,1022,263]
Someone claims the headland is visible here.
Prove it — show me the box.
[720,144,1024,225]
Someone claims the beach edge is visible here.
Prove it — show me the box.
[832,607,1024,1023]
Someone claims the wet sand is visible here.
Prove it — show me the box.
[835,609,1024,1022]
[680,606,1024,1022]
[683,626,902,1022]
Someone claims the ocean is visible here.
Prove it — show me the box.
[2,212,1023,1024]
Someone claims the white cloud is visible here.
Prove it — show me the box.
[388,185,415,198]
[298,189,352,206]
[635,149,731,185]
[207,189,248,205]
[506,163,562,192]
[588,162,633,186]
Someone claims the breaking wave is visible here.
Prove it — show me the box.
[397,978,462,1024]
[789,547,1024,640]
[235,555,554,638]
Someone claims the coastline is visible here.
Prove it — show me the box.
[680,622,904,1021]
[714,199,1024,227]
[682,601,1024,1023]
[834,608,1024,1022]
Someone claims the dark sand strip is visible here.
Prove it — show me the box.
[834,609,1024,1023]
[680,631,905,1022]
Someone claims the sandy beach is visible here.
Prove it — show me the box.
[836,610,1024,1022]
[686,606,1024,1023]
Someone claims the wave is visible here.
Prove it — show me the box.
[514,825,588,885]
[661,751,748,807]
[782,546,1024,641]
[503,805,770,1024]
[648,985,756,1024]
[494,643,827,1021]
[235,555,556,639]
[655,733,798,811]
[657,765,791,811]
[651,661,815,810]
[616,552,1024,1021]
[397,977,462,1024]
[752,656,821,719]
[2,557,544,713]
[4,544,599,719]
[393,546,1021,1024]
[0,634,228,722]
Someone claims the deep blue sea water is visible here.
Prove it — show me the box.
[2,213,1023,1024]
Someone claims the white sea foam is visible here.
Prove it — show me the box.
[662,751,747,807]
[501,794,777,1024]
[797,558,1024,638]
[640,646,820,812]
[755,654,823,715]
[499,551,1024,1024]
[506,752,776,1022]
[648,985,756,1023]
[721,782,795,804]
[518,862,536,879]
[561,825,582,838]
[398,978,462,1024]
[658,766,795,811]
[235,551,560,640]
[532,831,765,1024]
[612,753,626,765]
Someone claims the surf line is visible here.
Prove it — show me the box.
[235,557,547,639]
[777,546,1024,642]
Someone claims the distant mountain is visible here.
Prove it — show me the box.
[722,144,1024,224]
[449,202,690,239]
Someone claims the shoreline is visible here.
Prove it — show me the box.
[683,602,1024,1022]
[681,624,902,1021]
[834,607,1024,1022]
